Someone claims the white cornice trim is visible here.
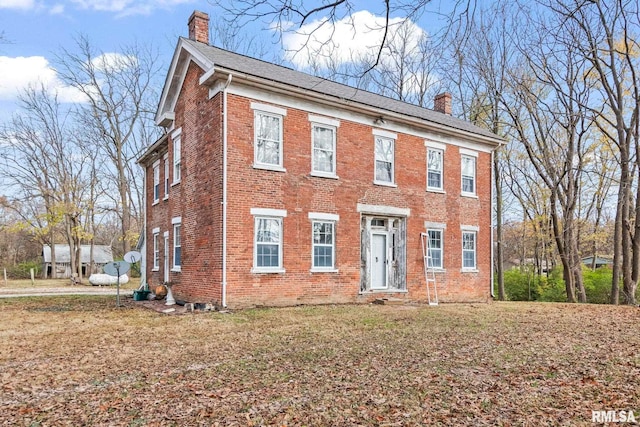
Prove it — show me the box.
[357,203,410,217]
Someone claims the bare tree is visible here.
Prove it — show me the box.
[539,0,640,305]
[0,85,92,279]
[53,36,162,257]
[210,0,477,76]
[447,3,517,300]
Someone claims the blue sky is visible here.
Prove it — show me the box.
[0,0,455,121]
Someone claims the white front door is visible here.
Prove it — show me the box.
[163,234,169,283]
[371,232,388,289]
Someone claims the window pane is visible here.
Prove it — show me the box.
[428,249,442,268]
[257,218,280,243]
[256,114,281,165]
[313,222,333,244]
[313,149,334,172]
[375,137,393,182]
[314,246,333,267]
[428,150,442,171]
[174,246,181,266]
[462,232,476,268]
[428,171,442,188]
[313,127,333,150]
[257,244,279,267]
[428,150,442,189]
[427,230,442,268]
[462,176,474,193]
[375,138,393,162]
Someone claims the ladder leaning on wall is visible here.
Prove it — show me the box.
[420,232,439,306]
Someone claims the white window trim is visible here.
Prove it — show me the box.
[460,148,478,157]
[251,208,287,273]
[252,109,286,171]
[152,231,160,271]
[372,129,398,139]
[152,160,160,205]
[461,154,477,197]
[357,203,410,217]
[373,134,396,186]
[172,221,182,272]
[308,114,340,128]
[310,122,338,178]
[461,228,478,272]
[251,102,287,116]
[309,212,339,272]
[427,147,445,192]
[308,212,340,221]
[310,220,338,273]
[426,228,445,270]
[163,154,169,200]
[424,140,447,151]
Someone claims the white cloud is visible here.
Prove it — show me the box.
[0,56,87,103]
[91,52,138,72]
[49,3,64,14]
[0,0,34,10]
[281,10,426,70]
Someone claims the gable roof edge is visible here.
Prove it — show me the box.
[155,38,214,126]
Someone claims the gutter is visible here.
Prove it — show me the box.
[490,148,495,299]
[221,74,232,308]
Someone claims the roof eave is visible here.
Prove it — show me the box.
[154,38,214,127]
[137,133,169,165]
[201,66,504,148]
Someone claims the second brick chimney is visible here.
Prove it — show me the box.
[188,11,209,44]
[434,92,452,115]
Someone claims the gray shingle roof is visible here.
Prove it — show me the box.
[183,37,501,142]
[42,245,114,264]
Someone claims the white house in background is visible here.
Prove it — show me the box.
[42,245,114,279]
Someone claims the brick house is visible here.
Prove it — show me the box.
[138,11,503,309]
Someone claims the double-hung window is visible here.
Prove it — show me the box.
[163,154,169,199]
[373,129,397,185]
[152,228,160,271]
[426,229,443,269]
[152,161,160,203]
[310,115,339,178]
[251,208,287,272]
[172,130,181,184]
[309,212,339,271]
[252,103,287,171]
[427,148,444,191]
[461,227,478,270]
[461,149,477,196]
[172,217,181,271]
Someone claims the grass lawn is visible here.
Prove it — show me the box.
[1,298,639,426]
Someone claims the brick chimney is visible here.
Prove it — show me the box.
[434,92,452,115]
[188,11,209,44]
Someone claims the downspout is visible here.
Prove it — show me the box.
[140,165,147,290]
[222,73,232,308]
[490,148,496,299]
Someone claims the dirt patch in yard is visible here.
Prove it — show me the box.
[0,297,639,425]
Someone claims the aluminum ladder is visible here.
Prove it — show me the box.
[420,232,439,306]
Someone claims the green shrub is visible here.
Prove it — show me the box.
[583,266,612,304]
[538,267,567,302]
[503,267,541,301]
[5,260,41,279]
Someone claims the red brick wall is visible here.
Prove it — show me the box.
[223,95,492,308]
[147,65,494,308]
[146,62,224,305]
